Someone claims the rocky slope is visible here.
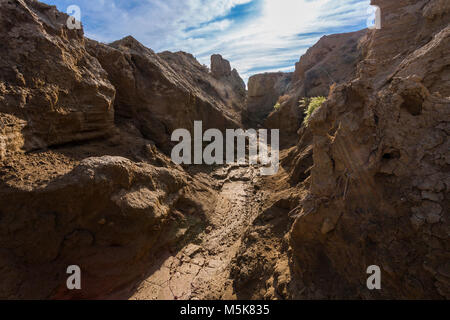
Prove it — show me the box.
[86,38,245,152]
[232,0,449,299]
[0,0,115,154]
[245,72,292,126]
[291,29,367,97]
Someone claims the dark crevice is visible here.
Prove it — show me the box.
[400,94,423,116]
[382,149,400,160]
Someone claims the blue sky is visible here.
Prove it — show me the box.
[43,0,372,83]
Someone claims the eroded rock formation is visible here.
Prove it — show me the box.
[291,29,367,97]
[0,0,235,299]
[245,72,292,126]
[0,0,115,152]
[211,54,246,98]
[288,0,449,299]
[86,39,245,152]
[1,155,217,299]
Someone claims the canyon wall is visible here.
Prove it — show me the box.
[288,0,449,298]
[245,72,292,126]
[229,0,449,300]
[0,0,115,152]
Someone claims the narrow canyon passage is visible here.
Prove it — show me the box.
[1,0,448,301]
[113,164,265,300]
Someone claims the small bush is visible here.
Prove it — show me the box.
[302,96,326,126]
[273,95,290,112]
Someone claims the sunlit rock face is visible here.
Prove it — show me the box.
[210,54,246,99]
[0,0,116,152]
[245,72,292,126]
[87,39,246,152]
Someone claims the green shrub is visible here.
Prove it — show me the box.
[273,95,290,112]
[302,96,326,126]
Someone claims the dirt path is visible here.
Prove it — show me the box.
[128,164,264,300]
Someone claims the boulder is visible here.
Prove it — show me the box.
[0,156,217,299]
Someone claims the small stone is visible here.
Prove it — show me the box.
[418,176,445,192]
[438,263,450,278]
[412,201,442,224]
[191,257,205,267]
[208,259,222,268]
[421,191,443,202]
[321,218,336,234]
[410,213,425,229]
[427,212,442,224]
[98,218,106,225]
[184,244,202,258]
